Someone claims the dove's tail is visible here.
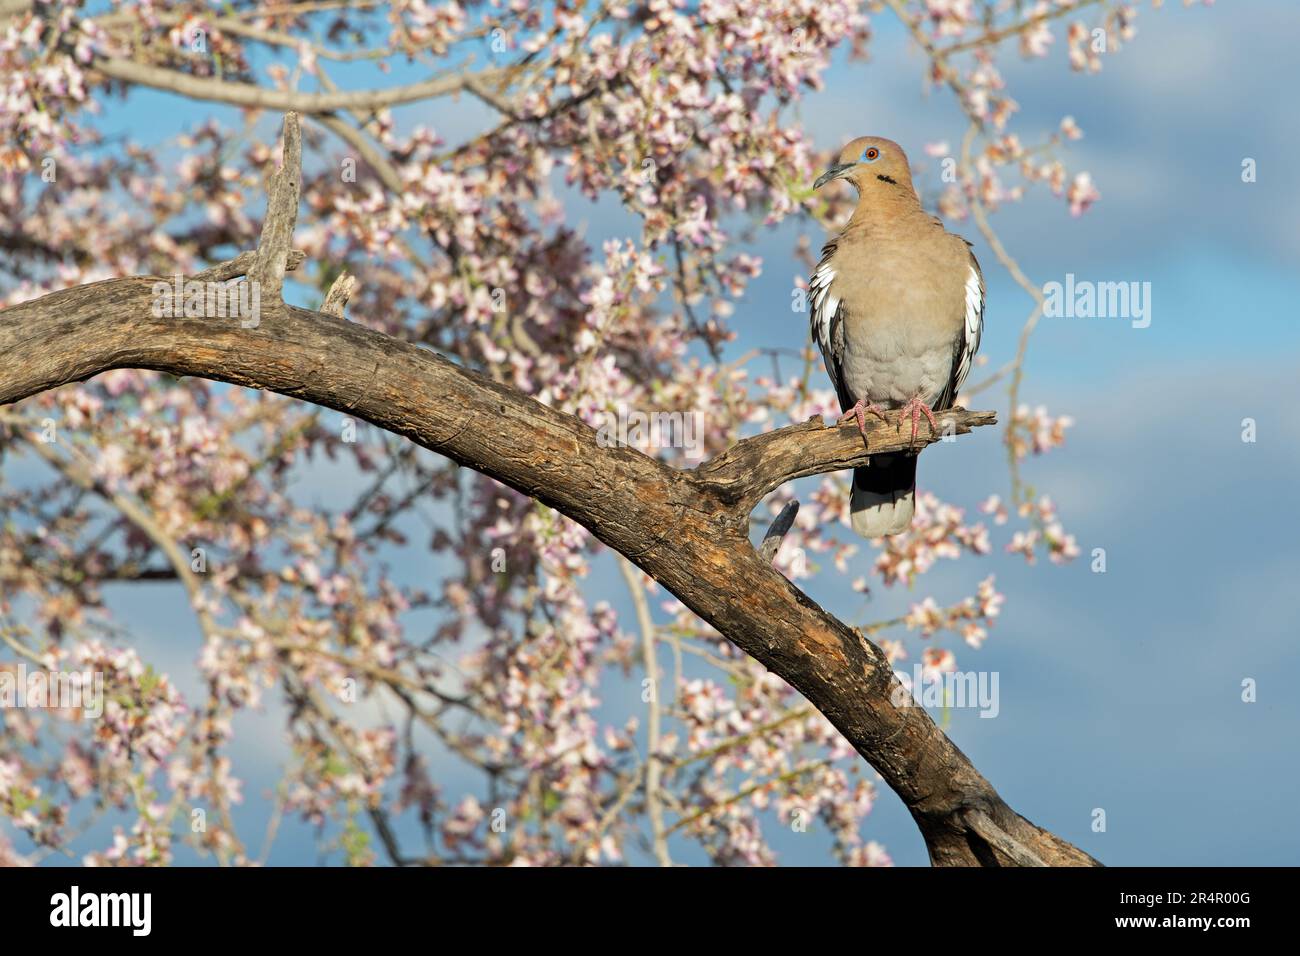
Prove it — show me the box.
[850,454,916,538]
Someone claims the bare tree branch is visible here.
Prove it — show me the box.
[618,559,673,867]
[250,112,303,314]
[193,249,305,282]
[321,270,357,317]
[695,410,997,514]
[757,500,799,563]
[91,56,501,113]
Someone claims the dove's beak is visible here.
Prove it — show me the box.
[813,163,854,190]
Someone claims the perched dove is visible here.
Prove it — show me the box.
[810,137,985,537]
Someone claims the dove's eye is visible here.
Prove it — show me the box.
[860,147,881,163]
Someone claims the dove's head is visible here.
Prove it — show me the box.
[813,136,916,196]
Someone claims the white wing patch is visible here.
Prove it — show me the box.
[950,263,984,400]
[809,259,838,360]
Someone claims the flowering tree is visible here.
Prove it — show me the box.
[0,0,1199,867]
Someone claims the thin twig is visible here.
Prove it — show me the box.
[757,500,800,563]
[618,559,673,867]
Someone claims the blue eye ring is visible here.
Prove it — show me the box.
[859,146,881,163]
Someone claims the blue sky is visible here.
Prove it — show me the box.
[6,1,1299,866]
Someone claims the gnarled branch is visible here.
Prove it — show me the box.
[696,409,998,512]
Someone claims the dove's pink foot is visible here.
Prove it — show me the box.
[839,398,888,444]
[899,395,939,444]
